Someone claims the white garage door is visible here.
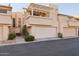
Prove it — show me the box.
[0,26,2,41]
[31,26,57,38]
[63,27,76,37]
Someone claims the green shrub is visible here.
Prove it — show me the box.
[58,33,63,38]
[24,35,35,41]
[22,25,35,42]
[8,32,16,40]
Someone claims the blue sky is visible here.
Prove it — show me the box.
[1,3,79,16]
[57,3,79,16]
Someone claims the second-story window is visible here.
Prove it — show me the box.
[33,11,47,17]
[33,11,40,16]
[18,18,21,27]
[41,12,47,17]
[12,18,16,27]
[0,9,7,13]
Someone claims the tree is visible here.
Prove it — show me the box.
[22,25,29,37]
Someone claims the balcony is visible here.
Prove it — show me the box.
[25,16,54,26]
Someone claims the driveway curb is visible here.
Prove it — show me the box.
[0,36,79,47]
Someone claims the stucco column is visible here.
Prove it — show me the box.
[49,10,53,18]
[57,14,61,33]
[31,9,33,16]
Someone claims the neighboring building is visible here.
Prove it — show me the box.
[0,5,12,41]
[58,14,79,37]
[12,12,24,35]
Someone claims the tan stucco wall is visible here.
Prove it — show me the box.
[0,14,12,24]
[26,16,54,26]
[0,14,12,41]
[58,15,69,33]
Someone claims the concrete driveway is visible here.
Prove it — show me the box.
[0,37,79,56]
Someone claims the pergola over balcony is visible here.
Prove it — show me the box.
[24,3,54,18]
[26,8,49,18]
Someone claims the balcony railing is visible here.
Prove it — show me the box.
[25,15,53,26]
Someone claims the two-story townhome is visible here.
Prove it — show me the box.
[24,3,59,39]
[24,3,79,39]
[0,5,12,41]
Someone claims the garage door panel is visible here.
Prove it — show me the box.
[63,27,76,37]
[31,26,57,38]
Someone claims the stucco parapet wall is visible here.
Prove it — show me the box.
[58,14,79,20]
[26,16,57,26]
[58,14,79,27]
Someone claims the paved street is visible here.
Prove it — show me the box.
[0,37,79,56]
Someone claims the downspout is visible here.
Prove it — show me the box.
[56,8,61,37]
[57,14,60,34]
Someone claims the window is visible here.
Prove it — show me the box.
[12,18,16,27]
[33,11,40,16]
[33,11,47,17]
[18,18,21,27]
[0,9,7,13]
[41,12,47,17]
